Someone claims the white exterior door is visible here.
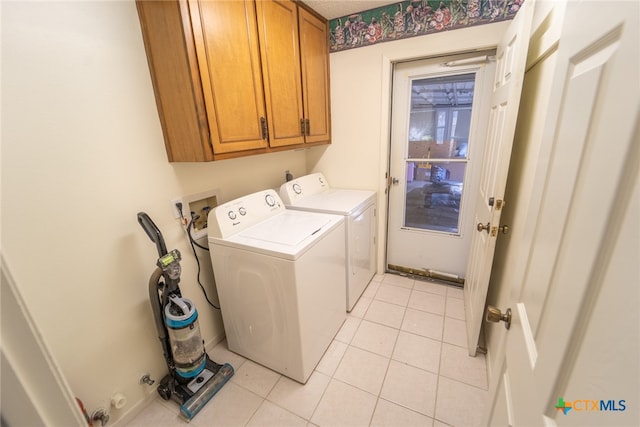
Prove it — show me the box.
[485,0,639,425]
[463,0,534,356]
[387,53,494,279]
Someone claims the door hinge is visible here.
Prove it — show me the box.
[260,117,268,140]
[300,118,306,136]
[495,199,504,210]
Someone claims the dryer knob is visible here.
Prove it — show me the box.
[228,211,237,220]
[238,207,247,216]
[293,183,302,194]
[265,194,276,207]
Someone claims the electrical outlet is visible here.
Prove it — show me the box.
[171,189,220,240]
[171,198,184,219]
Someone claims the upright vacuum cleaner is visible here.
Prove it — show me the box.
[137,212,233,421]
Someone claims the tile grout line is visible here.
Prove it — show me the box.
[307,330,353,423]
[242,388,265,427]
[365,275,410,426]
[433,314,448,427]
[306,376,329,424]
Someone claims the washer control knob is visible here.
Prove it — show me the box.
[265,194,276,207]
[228,211,237,220]
[293,183,302,194]
[238,207,247,216]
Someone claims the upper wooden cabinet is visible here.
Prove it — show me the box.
[137,0,331,162]
[297,6,331,144]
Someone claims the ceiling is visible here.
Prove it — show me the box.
[301,0,398,20]
[411,74,476,108]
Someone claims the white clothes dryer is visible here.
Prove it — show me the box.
[207,189,346,384]
[279,173,377,312]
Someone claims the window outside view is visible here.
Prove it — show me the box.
[404,73,475,234]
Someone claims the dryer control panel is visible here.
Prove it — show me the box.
[208,189,285,238]
[279,172,329,204]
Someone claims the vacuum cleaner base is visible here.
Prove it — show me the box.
[180,363,234,421]
[157,357,234,422]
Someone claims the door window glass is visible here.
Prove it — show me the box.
[404,73,475,233]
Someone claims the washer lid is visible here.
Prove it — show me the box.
[209,210,344,260]
[238,211,332,246]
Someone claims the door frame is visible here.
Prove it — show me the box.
[386,53,496,280]
[373,22,511,276]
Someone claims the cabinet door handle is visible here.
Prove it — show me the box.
[260,117,268,140]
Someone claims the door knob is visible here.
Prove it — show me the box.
[486,305,512,329]
[499,225,510,234]
[477,222,490,233]
[392,177,399,185]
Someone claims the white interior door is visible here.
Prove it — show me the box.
[485,0,639,424]
[1,256,86,426]
[463,0,534,356]
[387,53,494,279]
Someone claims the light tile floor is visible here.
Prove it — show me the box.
[126,274,488,427]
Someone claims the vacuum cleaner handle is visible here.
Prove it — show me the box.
[137,212,168,257]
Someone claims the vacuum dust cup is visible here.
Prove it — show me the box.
[164,296,206,379]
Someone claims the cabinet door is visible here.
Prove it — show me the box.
[137,0,214,162]
[189,0,268,154]
[255,0,305,147]
[298,7,331,144]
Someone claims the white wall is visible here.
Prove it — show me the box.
[1,1,306,423]
[310,21,510,272]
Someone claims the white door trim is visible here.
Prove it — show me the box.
[373,23,512,274]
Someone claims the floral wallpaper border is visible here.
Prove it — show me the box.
[329,0,523,52]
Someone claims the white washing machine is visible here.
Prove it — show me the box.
[207,189,346,384]
[279,173,377,312]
